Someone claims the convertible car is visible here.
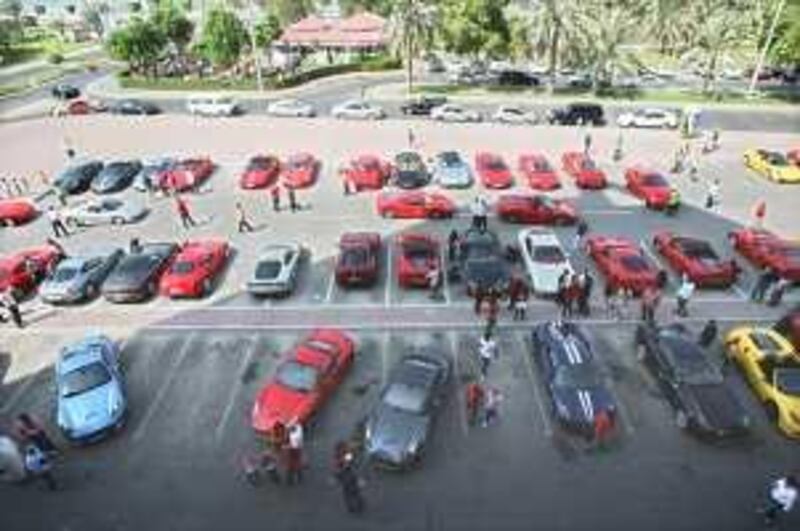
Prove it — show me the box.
[247,242,303,297]
[282,153,320,189]
[377,191,455,219]
[475,152,514,189]
[519,228,573,296]
[335,233,381,288]
[159,240,230,298]
[240,155,281,190]
[340,154,391,192]
[495,194,577,225]
[518,153,560,190]
[396,233,440,288]
[390,152,430,189]
[624,167,674,209]
[63,198,148,227]
[0,243,64,296]
[743,149,800,183]
[0,198,37,227]
[459,228,511,295]
[562,152,607,189]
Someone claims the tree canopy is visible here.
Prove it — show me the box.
[439,0,510,58]
[197,6,248,68]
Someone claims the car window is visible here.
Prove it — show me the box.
[171,261,195,274]
[276,361,318,393]
[533,159,551,172]
[749,331,783,352]
[341,247,369,267]
[532,245,565,263]
[102,199,123,210]
[52,266,78,282]
[642,173,668,187]
[486,158,506,171]
[581,159,597,170]
[774,369,800,396]
[61,361,111,398]
[620,254,649,272]
[383,382,427,413]
[255,260,282,279]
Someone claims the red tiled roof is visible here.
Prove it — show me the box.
[278,11,387,47]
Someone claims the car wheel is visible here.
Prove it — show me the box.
[86,283,98,299]
[1,218,12,227]
[675,410,689,430]
[765,402,779,422]
[384,210,394,219]
[148,280,157,296]
[111,216,124,225]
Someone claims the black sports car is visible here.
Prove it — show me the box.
[458,228,511,295]
[52,83,80,100]
[91,160,142,194]
[390,151,430,189]
[399,95,447,116]
[532,321,616,436]
[109,99,161,115]
[54,160,104,195]
[363,350,450,469]
[635,323,750,439]
[102,242,178,303]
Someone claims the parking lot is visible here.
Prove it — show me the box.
[0,115,798,530]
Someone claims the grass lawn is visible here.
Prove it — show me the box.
[119,75,262,92]
[0,33,94,68]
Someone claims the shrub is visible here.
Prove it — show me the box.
[47,52,64,64]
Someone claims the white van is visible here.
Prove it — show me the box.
[186,94,239,117]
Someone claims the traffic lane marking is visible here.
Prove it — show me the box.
[214,334,259,442]
[384,238,393,307]
[448,332,469,437]
[514,331,553,437]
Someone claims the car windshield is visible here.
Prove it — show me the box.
[766,152,788,165]
[61,361,111,398]
[620,254,649,272]
[775,369,800,396]
[486,159,506,171]
[276,361,318,393]
[404,242,433,263]
[288,157,307,169]
[51,266,78,282]
[441,152,460,166]
[465,240,496,260]
[356,159,378,171]
[533,160,552,172]
[383,382,426,413]
[102,200,123,210]
[341,247,369,267]
[170,261,195,274]
[117,255,154,274]
[255,260,282,279]
[642,173,668,187]
[533,245,565,263]
[248,157,272,170]
[554,363,600,388]
[304,339,336,354]
[397,153,421,171]
[503,107,523,115]
[678,239,717,259]
[660,335,721,384]
[581,159,597,170]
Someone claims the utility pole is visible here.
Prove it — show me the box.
[248,0,263,93]
[748,0,786,95]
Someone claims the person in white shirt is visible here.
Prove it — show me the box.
[762,475,798,526]
[471,196,488,232]
[478,333,497,377]
[675,274,696,317]
[285,422,304,485]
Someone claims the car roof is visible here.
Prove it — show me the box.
[59,337,111,373]
[541,322,594,367]
[259,243,298,259]
[392,353,445,390]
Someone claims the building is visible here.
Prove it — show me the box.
[275,11,388,58]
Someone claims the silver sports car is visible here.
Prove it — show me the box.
[63,198,148,227]
[432,150,473,188]
[40,248,124,304]
[247,243,303,296]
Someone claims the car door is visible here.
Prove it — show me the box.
[403,194,425,218]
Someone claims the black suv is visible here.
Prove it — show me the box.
[548,103,605,126]
[496,70,540,87]
[400,95,447,116]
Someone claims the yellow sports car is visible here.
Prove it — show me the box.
[725,326,800,438]
[743,149,800,183]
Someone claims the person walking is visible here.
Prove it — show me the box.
[675,273,695,317]
[24,444,57,491]
[564,274,580,318]
[751,268,779,303]
[705,178,720,211]
[573,219,589,252]
[12,413,57,455]
[767,278,790,308]
[512,281,529,321]
[583,130,592,155]
[482,386,502,428]
[236,202,254,233]
[698,319,718,349]
[285,422,304,485]
[0,176,10,197]
[478,332,497,377]
[1,289,23,328]
[175,195,196,229]
[47,207,69,238]
[471,197,488,232]
[605,284,623,320]
[557,270,570,318]
[753,199,766,229]
[426,265,442,301]
[333,445,365,514]
[641,286,661,324]
[577,270,594,316]
[287,186,299,212]
[408,127,415,149]
[465,379,485,427]
[483,290,500,338]
[270,186,281,212]
[759,474,798,527]
[613,131,623,162]
[448,229,460,264]
[11,177,23,196]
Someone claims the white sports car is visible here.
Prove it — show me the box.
[331,100,385,120]
[493,105,538,124]
[616,108,678,129]
[247,243,303,296]
[63,198,149,227]
[430,103,482,123]
[266,98,317,117]
[518,228,573,296]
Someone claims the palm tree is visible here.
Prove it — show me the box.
[389,0,437,96]
[645,0,692,55]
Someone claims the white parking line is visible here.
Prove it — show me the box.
[731,282,749,300]
[132,333,195,442]
[441,246,451,306]
[384,241,393,307]
[214,335,259,442]
[324,271,336,304]
[448,332,469,437]
[514,331,553,437]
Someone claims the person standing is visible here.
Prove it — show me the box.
[557,270,570,318]
[751,268,779,303]
[333,447,365,514]
[478,332,497,377]
[0,176,10,197]
[13,413,57,455]
[270,186,281,212]
[573,219,589,252]
[470,197,487,232]
[767,278,790,308]
[465,379,485,427]
[675,273,695,317]
[605,284,622,320]
[583,130,592,155]
[448,229,460,264]
[236,202,254,233]
[47,207,69,238]
[578,270,594,316]
[759,475,798,527]
[698,319,718,349]
[564,274,580,318]
[407,127,415,149]
[613,131,623,162]
[482,386,502,428]
[426,265,442,301]
[1,290,23,328]
[512,281,529,321]
[705,178,720,211]
[753,199,766,229]
[11,177,23,196]
[483,290,500,338]
[287,186,299,212]
[285,423,304,485]
[591,409,614,450]
[641,286,661,324]
[175,195,196,229]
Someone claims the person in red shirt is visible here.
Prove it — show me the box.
[753,199,766,229]
[592,409,614,450]
[175,195,196,229]
[465,380,485,426]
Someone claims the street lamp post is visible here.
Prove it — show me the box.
[748,0,786,96]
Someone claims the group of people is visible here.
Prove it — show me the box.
[246,420,305,487]
[751,267,790,308]
[556,269,594,318]
[0,413,60,490]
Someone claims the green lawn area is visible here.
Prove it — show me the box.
[0,32,93,68]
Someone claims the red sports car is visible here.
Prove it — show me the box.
[159,239,230,298]
[586,236,665,294]
[53,98,106,116]
[282,153,320,189]
[0,244,64,296]
[251,329,355,434]
[495,193,578,225]
[518,154,560,190]
[376,190,455,219]
[625,167,673,209]
[340,154,391,192]
[240,155,281,190]
[0,198,37,227]
[653,232,739,288]
[729,228,800,281]
[155,157,215,192]
[562,152,607,189]
[475,152,514,189]
[396,233,440,288]
[335,232,381,287]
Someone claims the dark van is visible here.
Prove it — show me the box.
[548,103,605,126]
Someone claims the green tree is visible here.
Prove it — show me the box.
[507,10,533,63]
[0,0,22,22]
[154,1,195,53]
[339,0,395,16]
[198,6,247,68]
[107,17,167,76]
[440,0,510,59]
[254,12,281,48]
[272,0,314,25]
[769,1,800,65]
[83,2,110,38]
[390,0,438,96]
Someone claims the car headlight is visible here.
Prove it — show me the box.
[405,441,420,456]
[555,401,569,418]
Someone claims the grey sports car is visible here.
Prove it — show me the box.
[63,197,149,227]
[134,157,176,192]
[432,150,473,188]
[247,243,303,296]
[102,242,178,303]
[363,350,450,469]
[90,160,142,194]
[40,248,124,304]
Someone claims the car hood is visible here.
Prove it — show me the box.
[59,381,123,432]
[464,258,510,291]
[93,173,127,191]
[552,384,615,426]
[529,261,572,294]
[104,259,160,290]
[253,384,312,431]
[40,273,89,299]
[684,383,749,434]
[365,404,429,464]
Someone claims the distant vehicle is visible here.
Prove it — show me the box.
[518,228,573,296]
[586,235,665,295]
[617,108,678,129]
[109,99,160,115]
[40,248,124,304]
[51,83,80,100]
[251,329,355,433]
[63,197,148,227]
[90,160,142,194]
[186,94,239,117]
[561,152,607,189]
[518,154,560,190]
[159,240,230,299]
[743,149,800,184]
[565,73,592,89]
[102,242,178,303]
[459,228,511,295]
[495,70,540,87]
[331,100,385,120]
[431,150,473,189]
[400,95,447,116]
[56,335,126,442]
[390,151,430,189]
[133,157,176,192]
[430,103,481,123]
[335,232,381,287]
[475,152,513,189]
[728,229,800,281]
[282,152,320,189]
[725,326,800,438]
[495,194,577,225]
[377,190,455,219]
[0,198,37,227]
[395,233,440,289]
[0,244,64,296]
[492,105,538,125]
[624,167,674,209]
[266,98,316,118]
[240,155,281,190]
[653,232,738,288]
[531,321,617,436]
[153,157,215,192]
[340,154,391,192]
[52,98,107,117]
[247,242,303,297]
[636,323,750,439]
[54,160,104,195]
[363,350,450,469]
[548,103,605,126]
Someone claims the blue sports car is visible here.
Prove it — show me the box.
[432,150,473,188]
[56,335,126,442]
